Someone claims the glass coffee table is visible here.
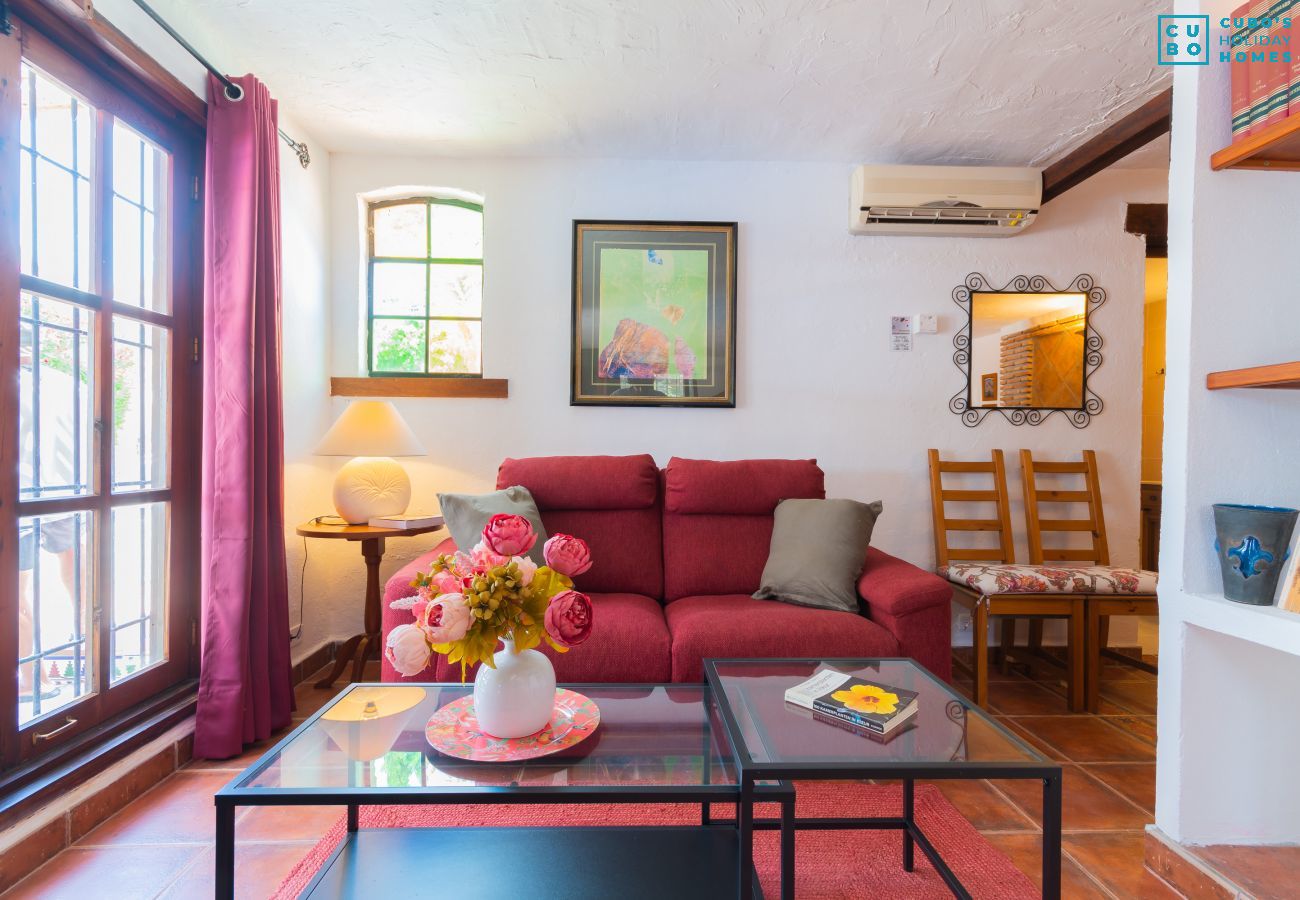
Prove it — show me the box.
[215,683,792,899]
[704,658,1063,900]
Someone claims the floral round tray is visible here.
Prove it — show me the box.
[425,689,600,762]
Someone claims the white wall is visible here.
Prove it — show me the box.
[1156,0,1300,846]
[296,158,1165,643]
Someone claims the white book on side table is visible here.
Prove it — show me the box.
[368,513,444,529]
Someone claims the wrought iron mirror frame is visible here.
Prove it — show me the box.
[949,272,1105,428]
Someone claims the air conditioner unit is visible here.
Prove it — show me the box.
[849,164,1041,237]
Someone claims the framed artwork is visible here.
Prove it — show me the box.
[571,220,737,407]
[981,372,998,403]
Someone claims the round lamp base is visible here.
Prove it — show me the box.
[333,457,411,524]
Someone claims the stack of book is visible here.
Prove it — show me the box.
[784,669,919,739]
[1230,2,1300,143]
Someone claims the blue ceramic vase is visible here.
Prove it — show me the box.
[1212,504,1299,605]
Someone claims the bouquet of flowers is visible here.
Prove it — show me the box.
[385,514,595,679]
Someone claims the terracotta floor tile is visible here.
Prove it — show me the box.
[1065,832,1183,898]
[4,845,202,900]
[0,818,66,894]
[1100,660,1157,682]
[1007,716,1156,762]
[1100,714,1157,745]
[986,680,1072,716]
[1195,844,1300,898]
[184,736,287,772]
[982,832,1109,897]
[69,748,176,842]
[155,841,317,900]
[78,771,234,846]
[927,779,1038,832]
[995,716,1069,761]
[991,765,1151,832]
[1082,763,1156,814]
[237,804,346,843]
[291,682,340,720]
[1100,679,1159,715]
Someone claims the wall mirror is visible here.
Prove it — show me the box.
[949,273,1105,428]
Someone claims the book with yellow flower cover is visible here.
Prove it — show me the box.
[785,670,919,735]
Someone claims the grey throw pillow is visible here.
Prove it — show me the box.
[752,498,883,613]
[437,485,549,565]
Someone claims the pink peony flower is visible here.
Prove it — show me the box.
[543,534,593,578]
[470,541,511,571]
[482,513,537,557]
[420,593,472,643]
[544,590,593,647]
[514,555,537,586]
[430,569,460,595]
[385,623,432,677]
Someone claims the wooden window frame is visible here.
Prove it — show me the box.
[0,11,203,771]
[365,196,484,379]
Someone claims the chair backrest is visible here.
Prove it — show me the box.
[927,449,1016,566]
[1019,449,1109,566]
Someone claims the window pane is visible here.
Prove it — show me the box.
[20,295,95,500]
[111,503,168,682]
[372,319,426,373]
[428,320,482,375]
[372,262,426,316]
[18,512,94,726]
[372,203,427,258]
[428,203,482,259]
[20,64,94,291]
[428,264,482,317]
[113,318,169,492]
[112,123,169,312]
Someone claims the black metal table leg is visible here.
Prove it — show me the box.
[1042,772,1062,899]
[780,792,795,900]
[214,798,235,900]
[739,779,754,898]
[347,803,359,832]
[903,778,915,872]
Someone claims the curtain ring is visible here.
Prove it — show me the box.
[224,82,245,102]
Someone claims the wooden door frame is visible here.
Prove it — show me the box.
[0,8,204,770]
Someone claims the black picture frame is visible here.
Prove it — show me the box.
[571,220,737,407]
[949,273,1106,428]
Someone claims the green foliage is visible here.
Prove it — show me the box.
[382,751,423,787]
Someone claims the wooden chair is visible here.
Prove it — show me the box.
[1019,450,1158,713]
[928,449,1085,712]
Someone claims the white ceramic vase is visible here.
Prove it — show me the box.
[472,638,556,739]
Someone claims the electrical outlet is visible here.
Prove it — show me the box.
[956,613,972,631]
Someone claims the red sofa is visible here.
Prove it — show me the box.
[380,455,952,684]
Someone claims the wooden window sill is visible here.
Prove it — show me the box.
[330,377,509,399]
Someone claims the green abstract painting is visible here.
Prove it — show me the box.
[597,247,709,380]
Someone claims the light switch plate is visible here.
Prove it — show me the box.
[914,314,938,334]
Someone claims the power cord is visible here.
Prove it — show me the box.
[290,515,350,640]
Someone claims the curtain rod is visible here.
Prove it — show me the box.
[130,0,310,168]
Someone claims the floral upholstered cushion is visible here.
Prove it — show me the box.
[937,563,1158,595]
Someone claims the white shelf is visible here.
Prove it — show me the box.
[1172,590,1300,659]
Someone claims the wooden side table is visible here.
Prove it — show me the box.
[296,519,445,689]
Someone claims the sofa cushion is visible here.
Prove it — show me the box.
[939,563,1158,595]
[664,457,824,515]
[433,593,672,683]
[438,485,548,565]
[497,455,663,598]
[665,594,900,683]
[499,455,658,510]
[754,498,883,612]
[663,458,825,601]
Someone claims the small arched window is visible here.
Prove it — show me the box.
[366,196,482,375]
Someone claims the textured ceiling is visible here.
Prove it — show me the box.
[178,0,1172,164]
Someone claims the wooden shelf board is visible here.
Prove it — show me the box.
[331,376,508,399]
[1211,115,1300,170]
[1206,361,1300,390]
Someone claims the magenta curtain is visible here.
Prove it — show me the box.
[194,74,293,759]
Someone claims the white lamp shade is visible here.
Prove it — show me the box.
[315,400,426,457]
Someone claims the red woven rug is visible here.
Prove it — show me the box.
[272,782,1037,899]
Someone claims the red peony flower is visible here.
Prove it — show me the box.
[544,590,593,647]
[481,513,537,557]
[543,534,593,578]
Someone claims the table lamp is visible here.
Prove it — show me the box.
[314,400,426,524]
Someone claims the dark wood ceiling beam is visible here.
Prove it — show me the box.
[1041,87,1172,204]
